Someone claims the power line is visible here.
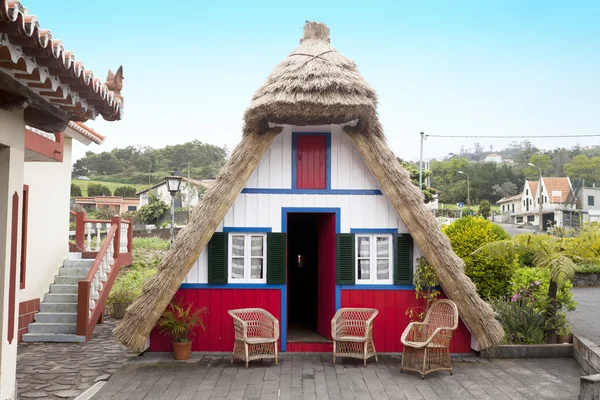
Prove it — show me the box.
[426,134,600,138]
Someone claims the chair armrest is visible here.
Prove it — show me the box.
[272,317,280,341]
[400,322,427,344]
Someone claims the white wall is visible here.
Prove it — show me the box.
[185,124,422,284]
[0,108,25,400]
[20,139,73,302]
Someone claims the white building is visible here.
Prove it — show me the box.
[484,153,503,163]
[496,193,522,223]
[515,177,575,229]
[0,5,122,397]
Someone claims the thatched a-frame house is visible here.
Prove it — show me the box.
[115,22,503,353]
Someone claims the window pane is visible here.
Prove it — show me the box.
[251,258,263,279]
[232,236,245,257]
[358,259,370,280]
[250,236,264,256]
[357,237,371,258]
[231,258,244,279]
[376,237,389,257]
[377,259,389,280]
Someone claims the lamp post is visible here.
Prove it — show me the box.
[458,171,470,215]
[528,163,543,232]
[165,175,183,248]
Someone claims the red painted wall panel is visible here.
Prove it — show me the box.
[296,136,326,189]
[316,213,335,339]
[341,289,471,353]
[149,288,282,352]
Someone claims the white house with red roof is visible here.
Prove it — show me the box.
[514,177,576,229]
[0,2,124,398]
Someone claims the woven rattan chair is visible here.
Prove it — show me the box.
[228,308,279,368]
[331,308,379,367]
[400,299,459,379]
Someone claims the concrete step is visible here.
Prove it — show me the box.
[40,302,77,313]
[27,322,76,334]
[55,276,83,285]
[44,293,78,303]
[34,312,78,324]
[68,252,83,260]
[59,266,91,277]
[21,333,85,343]
[49,284,78,294]
[63,259,94,268]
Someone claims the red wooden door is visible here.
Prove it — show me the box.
[317,213,336,339]
[296,135,327,189]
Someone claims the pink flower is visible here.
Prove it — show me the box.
[511,293,518,302]
[534,281,540,285]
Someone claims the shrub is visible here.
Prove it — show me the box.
[137,198,169,224]
[575,262,600,273]
[70,183,82,197]
[114,186,138,197]
[158,301,208,343]
[406,257,440,322]
[108,265,156,305]
[510,267,576,314]
[490,298,549,344]
[443,216,516,299]
[87,182,112,197]
[95,206,118,220]
[477,200,492,219]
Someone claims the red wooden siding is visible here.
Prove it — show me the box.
[149,288,282,352]
[316,214,335,339]
[341,289,471,353]
[296,135,326,189]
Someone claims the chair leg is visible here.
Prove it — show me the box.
[231,341,236,364]
[371,339,378,362]
[363,342,368,368]
[332,341,336,364]
[274,342,278,366]
[245,343,249,369]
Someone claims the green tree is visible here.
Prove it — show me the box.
[137,192,169,224]
[564,155,600,184]
[87,183,112,197]
[70,183,82,197]
[477,200,491,219]
[398,158,437,203]
[114,186,138,197]
[523,154,552,180]
[492,182,518,198]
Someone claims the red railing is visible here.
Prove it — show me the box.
[70,211,133,340]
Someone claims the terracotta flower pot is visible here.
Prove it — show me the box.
[112,302,131,319]
[557,334,573,344]
[172,341,192,360]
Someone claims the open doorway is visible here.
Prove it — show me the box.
[287,212,336,343]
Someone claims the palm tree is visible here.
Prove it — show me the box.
[476,232,580,342]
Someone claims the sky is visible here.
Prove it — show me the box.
[27,0,600,163]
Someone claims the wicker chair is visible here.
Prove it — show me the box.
[228,308,279,368]
[400,299,459,379]
[331,308,379,367]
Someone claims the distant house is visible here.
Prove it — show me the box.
[514,177,576,229]
[137,177,215,208]
[496,194,522,222]
[484,153,503,163]
[576,185,600,223]
[74,196,140,213]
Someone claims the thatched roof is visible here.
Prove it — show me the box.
[244,22,379,136]
[114,21,504,353]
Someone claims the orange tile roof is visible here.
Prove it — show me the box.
[496,193,522,204]
[528,181,538,196]
[67,121,105,144]
[543,177,572,203]
[0,1,122,121]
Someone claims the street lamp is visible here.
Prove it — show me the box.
[165,175,183,248]
[457,171,470,215]
[528,163,543,232]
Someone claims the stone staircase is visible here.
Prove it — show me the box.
[22,253,91,343]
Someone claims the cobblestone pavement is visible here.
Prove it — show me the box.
[17,318,133,399]
[569,287,600,345]
[92,354,584,400]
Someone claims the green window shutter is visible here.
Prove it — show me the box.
[394,233,413,285]
[267,233,286,284]
[208,232,227,284]
[336,234,355,284]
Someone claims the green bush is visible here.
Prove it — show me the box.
[477,200,491,219]
[95,206,118,220]
[575,262,600,273]
[137,197,169,224]
[490,298,549,344]
[443,216,516,299]
[70,183,82,197]
[114,186,138,197]
[511,267,576,313]
[87,182,112,197]
[108,266,156,304]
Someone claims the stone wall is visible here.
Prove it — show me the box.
[573,272,600,287]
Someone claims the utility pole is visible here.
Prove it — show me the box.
[458,171,470,215]
[528,163,544,232]
[419,132,425,193]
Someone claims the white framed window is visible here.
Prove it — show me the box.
[228,233,267,283]
[355,234,393,284]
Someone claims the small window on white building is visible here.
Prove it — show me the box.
[228,233,266,283]
[356,235,393,284]
[589,196,595,206]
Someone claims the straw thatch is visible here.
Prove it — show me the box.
[114,21,504,352]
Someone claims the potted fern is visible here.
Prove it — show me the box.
[158,300,208,360]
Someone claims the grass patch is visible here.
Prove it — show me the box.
[72,179,148,197]
[133,237,170,251]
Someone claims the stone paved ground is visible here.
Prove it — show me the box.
[569,287,600,345]
[17,318,132,399]
[92,354,584,400]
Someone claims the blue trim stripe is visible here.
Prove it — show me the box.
[291,132,331,190]
[223,227,272,233]
[241,188,382,195]
[281,207,341,233]
[339,284,416,291]
[350,228,398,234]
[179,284,284,289]
[335,285,341,311]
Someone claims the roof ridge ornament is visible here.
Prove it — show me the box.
[288,50,334,65]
